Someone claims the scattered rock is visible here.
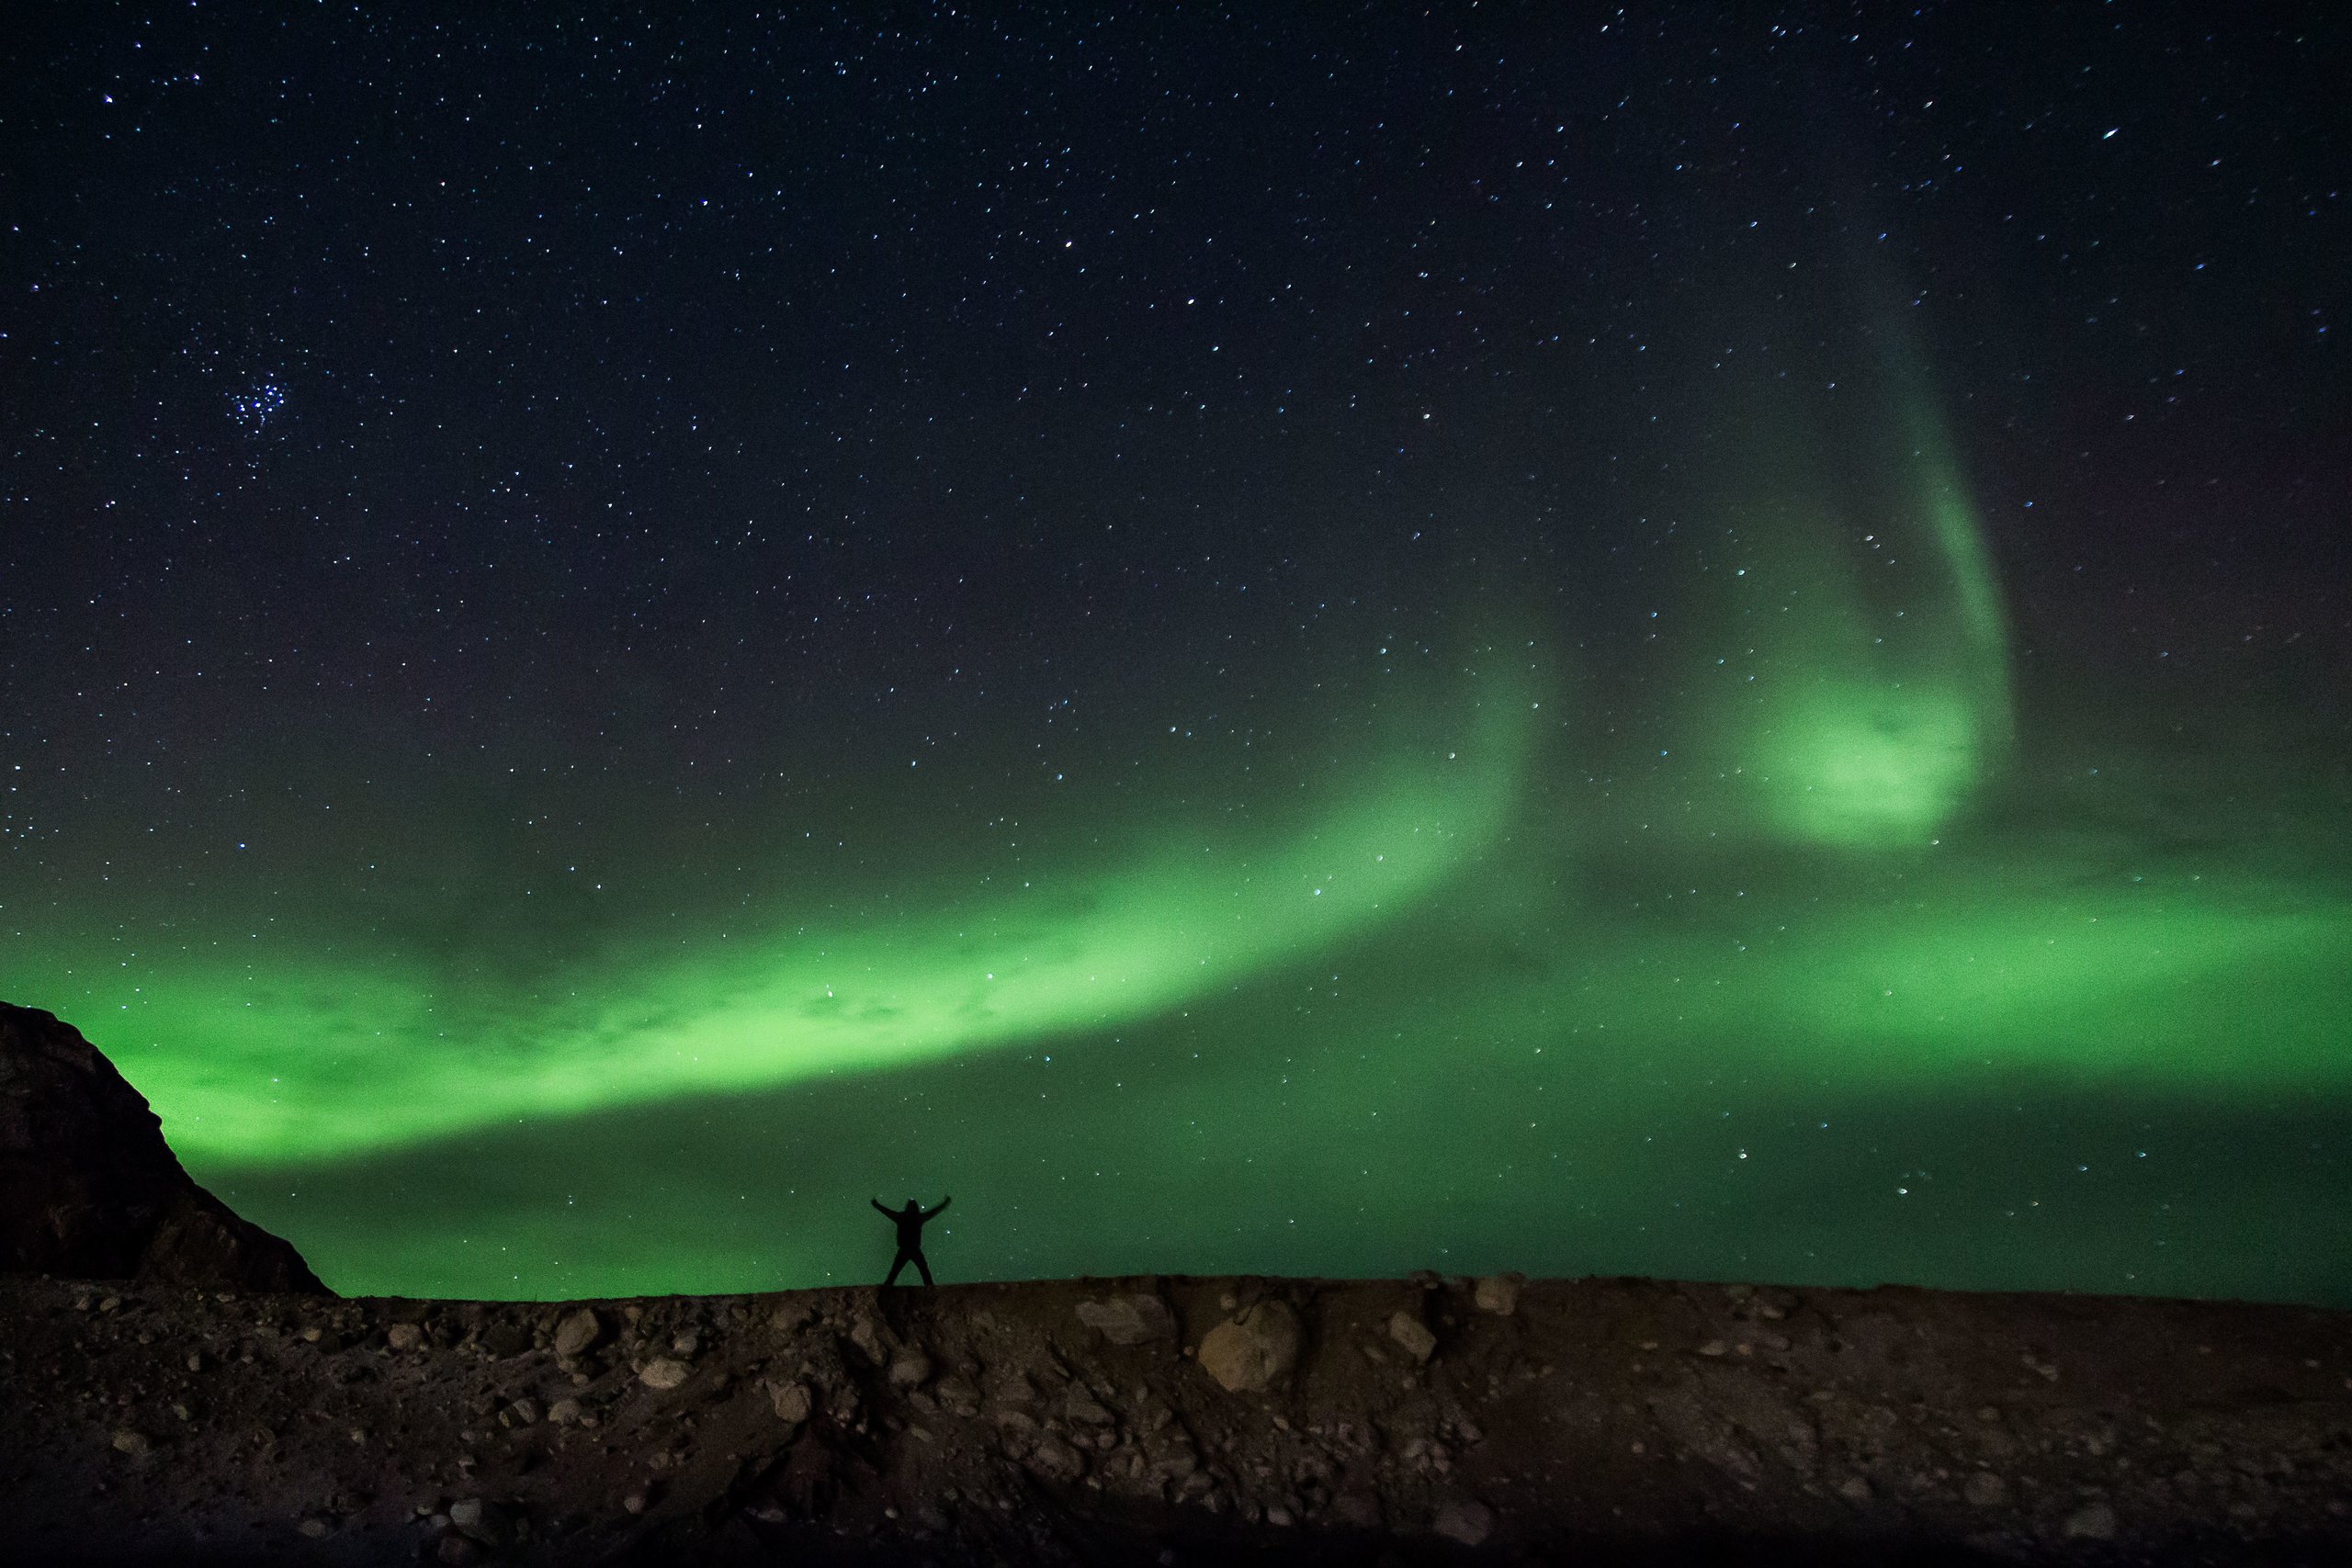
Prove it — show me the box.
[1028,1435,1089,1484]
[1196,1301,1300,1393]
[547,1397,583,1427]
[1432,1497,1495,1546]
[1964,1472,2009,1507]
[934,1374,982,1416]
[1473,1273,1522,1315]
[1838,1477,1872,1503]
[888,1348,933,1389]
[2064,1501,2118,1541]
[386,1323,424,1352]
[770,1381,813,1427]
[1062,1386,1114,1426]
[297,1517,328,1539]
[1076,1292,1177,1345]
[621,1492,648,1516]
[551,1306,603,1359]
[478,1319,530,1357]
[109,1429,151,1459]
[1387,1310,1437,1363]
[638,1358,690,1390]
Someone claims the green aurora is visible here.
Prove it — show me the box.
[7,379,2348,1305]
[39,671,1543,1165]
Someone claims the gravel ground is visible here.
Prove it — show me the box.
[4,1269,2348,1565]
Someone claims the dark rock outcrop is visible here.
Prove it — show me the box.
[0,1001,327,1293]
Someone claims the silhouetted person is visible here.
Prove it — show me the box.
[872,1194,949,1287]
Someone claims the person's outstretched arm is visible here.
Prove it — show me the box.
[871,1199,894,1217]
[924,1196,952,1217]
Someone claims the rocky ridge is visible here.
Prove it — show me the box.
[3,1268,2348,1564]
[0,1002,325,1294]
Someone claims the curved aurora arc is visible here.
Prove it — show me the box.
[91,671,1547,1165]
[16,375,2346,1206]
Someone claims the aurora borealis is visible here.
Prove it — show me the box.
[5,8,2347,1303]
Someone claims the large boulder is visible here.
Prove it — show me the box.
[1196,1300,1301,1393]
[0,1002,327,1292]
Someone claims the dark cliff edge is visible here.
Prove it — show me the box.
[1,1002,326,1295]
[1,1008,2347,1566]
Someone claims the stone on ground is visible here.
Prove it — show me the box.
[1197,1300,1300,1393]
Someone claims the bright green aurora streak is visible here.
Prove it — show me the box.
[22,662,1545,1165]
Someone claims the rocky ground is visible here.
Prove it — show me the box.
[3,1269,2349,1566]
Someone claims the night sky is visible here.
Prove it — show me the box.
[5,6,2348,1303]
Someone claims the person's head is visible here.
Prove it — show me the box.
[905,1197,921,1211]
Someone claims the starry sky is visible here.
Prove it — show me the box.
[4,6,2348,1303]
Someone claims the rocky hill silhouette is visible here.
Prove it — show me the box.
[1,1002,323,1293]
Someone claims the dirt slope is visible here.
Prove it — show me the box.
[3,1268,2347,1565]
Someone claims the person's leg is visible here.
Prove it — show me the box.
[914,1250,934,1287]
[883,1251,908,1288]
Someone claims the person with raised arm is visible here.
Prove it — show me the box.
[871,1194,950,1287]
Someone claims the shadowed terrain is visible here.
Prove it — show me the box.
[4,1269,2349,1565]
